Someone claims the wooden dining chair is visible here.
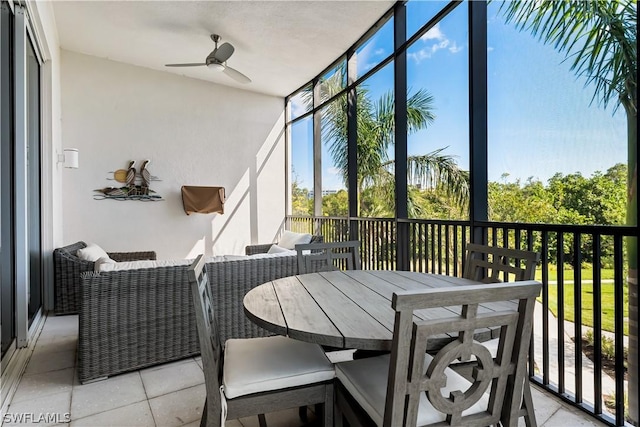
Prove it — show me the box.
[187,254,335,427]
[463,243,539,283]
[295,240,362,274]
[334,280,541,427]
[462,243,540,426]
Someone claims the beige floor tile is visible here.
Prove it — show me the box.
[25,350,76,375]
[33,335,78,355]
[140,359,204,399]
[70,372,147,420]
[529,385,563,425]
[149,383,205,427]
[11,368,74,404]
[4,391,72,426]
[40,316,78,338]
[542,407,608,427]
[70,400,155,427]
[239,407,303,427]
[193,356,202,370]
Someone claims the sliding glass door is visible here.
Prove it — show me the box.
[1,0,15,358]
[1,1,42,359]
[26,34,41,325]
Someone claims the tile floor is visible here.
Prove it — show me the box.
[3,315,608,427]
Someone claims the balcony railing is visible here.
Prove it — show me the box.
[287,215,636,426]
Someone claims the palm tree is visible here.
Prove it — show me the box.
[499,0,637,422]
[310,69,469,217]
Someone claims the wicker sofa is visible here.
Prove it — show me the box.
[77,247,320,383]
[53,241,156,315]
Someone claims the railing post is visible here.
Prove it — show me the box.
[468,1,488,245]
[394,2,409,271]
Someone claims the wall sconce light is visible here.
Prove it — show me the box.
[58,148,79,169]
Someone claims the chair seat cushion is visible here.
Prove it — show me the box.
[335,354,489,427]
[223,336,335,399]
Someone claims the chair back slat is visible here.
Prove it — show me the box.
[295,241,362,274]
[384,281,541,427]
[188,254,223,421]
[463,243,539,283]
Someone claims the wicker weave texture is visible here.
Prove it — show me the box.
[53,241,156,315]
[78,254,303,383]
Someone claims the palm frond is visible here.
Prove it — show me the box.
[405,148,470,206]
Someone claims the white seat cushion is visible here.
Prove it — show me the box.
[97,258,192,272]
[223,336,335,399]
[93,256,116,272]
[335,354,489,427]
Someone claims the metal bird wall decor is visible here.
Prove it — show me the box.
[95,160,163,201]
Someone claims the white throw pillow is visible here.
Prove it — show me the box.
[93,256,116,272]
[267,244,295,254]
[76,243,109,262]
[278,231,312,250]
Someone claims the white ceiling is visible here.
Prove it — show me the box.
[52,1,394,97]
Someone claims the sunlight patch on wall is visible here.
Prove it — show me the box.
[185,236,206,259]
[210,168,251,256]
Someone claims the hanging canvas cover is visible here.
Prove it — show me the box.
[181,186,225,215]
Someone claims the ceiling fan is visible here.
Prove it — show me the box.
[165,34,251,84]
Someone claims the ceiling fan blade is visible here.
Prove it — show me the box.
[223,65,251,84]
[165,63,206,67]
[212,42,234,62]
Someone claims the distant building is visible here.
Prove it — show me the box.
[308,189,340,198]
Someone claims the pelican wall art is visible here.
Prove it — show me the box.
[94,160,163,201]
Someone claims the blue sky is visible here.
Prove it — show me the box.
[291,1,628,191]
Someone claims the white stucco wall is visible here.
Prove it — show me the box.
[60,50,286,259]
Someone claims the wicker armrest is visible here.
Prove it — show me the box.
[54,242,157,315]
[245,243,273,255]
[108,251,157,262]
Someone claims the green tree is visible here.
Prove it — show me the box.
[500,1,637,420]
[489,177,557,223]
[291,174,312,216]
[547,165,627,226]
[321,190,348,216]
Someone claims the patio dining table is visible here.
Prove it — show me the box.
[243,269,516,351]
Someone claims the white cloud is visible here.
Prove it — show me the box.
[487,46,495,52]
[449,41,463,54]
[356,43,387,73]
[327,167,341,175]
[421,23,445,41]
[409,23,463,64]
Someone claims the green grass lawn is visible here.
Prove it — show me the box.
[533,264,629,335]
[542,281,629,335]
[534,265,616,281]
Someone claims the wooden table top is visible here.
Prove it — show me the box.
[243,270,517,351]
